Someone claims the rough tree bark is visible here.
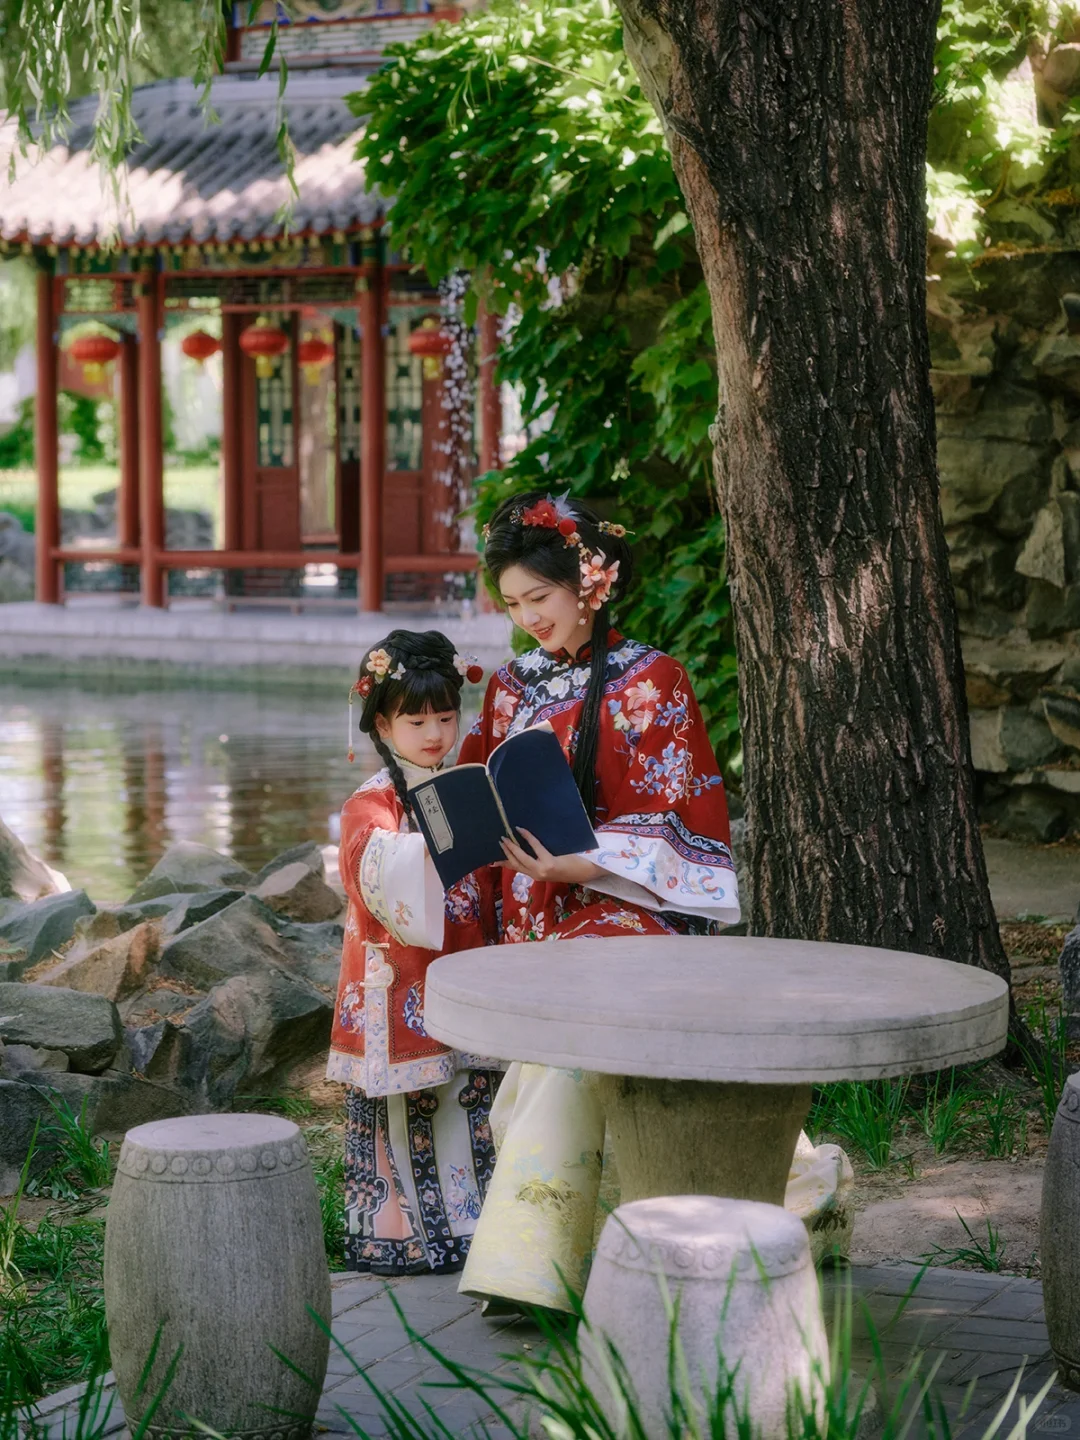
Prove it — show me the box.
[616,0,1010,982]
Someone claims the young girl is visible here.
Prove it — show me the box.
[326,629,502,1276]
[458,492,853,1311]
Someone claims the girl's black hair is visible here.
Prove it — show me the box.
[356,629,464,823]
[482,491,634,824]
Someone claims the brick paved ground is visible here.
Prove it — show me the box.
[27,1263,1080,1439]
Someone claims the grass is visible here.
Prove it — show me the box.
[26,1094,112,1201]
[808,1080,911,1169]
[0,463,222,543]
[1017,994,1071,1133]
[922,1213,1010,1274]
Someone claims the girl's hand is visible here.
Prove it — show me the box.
[499,829,605,887]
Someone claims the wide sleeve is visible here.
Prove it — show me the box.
[582,654,740,926]
[339,789,445,950]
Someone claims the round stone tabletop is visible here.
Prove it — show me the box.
[425,936,1009,1084]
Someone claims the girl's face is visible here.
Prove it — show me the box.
[376,706,459,768]
[498,563,593,655]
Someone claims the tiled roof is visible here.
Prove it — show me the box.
[0,69,383,247]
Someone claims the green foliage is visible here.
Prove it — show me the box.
[927,2,1080,255]
[0,397,35,472]
[58,392,110,467]
[353,0,740,768]
[26,1093,112,1201]
[923,1211,1011,1272]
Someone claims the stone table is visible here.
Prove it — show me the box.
[425,936,1009,1204]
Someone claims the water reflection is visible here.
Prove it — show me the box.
[0,678,478,901]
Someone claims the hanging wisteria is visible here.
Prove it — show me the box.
[435,270,475,601]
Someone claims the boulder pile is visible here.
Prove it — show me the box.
[0,837,345,1192]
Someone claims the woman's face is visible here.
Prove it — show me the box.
[376,706,459,768]
[497,563,593,655]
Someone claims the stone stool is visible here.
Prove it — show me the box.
[579,1196,828,1439]
[1042,1073,1080,1390]
[104,1114,331,1438]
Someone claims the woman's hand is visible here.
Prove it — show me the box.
[499,829,605,887]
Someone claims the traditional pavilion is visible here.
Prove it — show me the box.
[0,1,501,611]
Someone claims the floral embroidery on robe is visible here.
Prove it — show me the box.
[459,631,739,943]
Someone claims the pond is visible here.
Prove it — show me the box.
[0,676,478,902]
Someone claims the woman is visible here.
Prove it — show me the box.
[457,491,852,1312]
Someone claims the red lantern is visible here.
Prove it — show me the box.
[239,317,289,379]
[181,330,221,365]
[297,335,333,385]
[69,333,121,384]
[407,316,452,380]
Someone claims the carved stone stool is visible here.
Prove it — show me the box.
[1042,1073,1080,1390]
[579,1195,828,1439]
[104,1114,331,1438]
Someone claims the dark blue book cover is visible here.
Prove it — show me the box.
[410,725,597,892]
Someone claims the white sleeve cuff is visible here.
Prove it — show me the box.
[582,833,740,926]
[358,829,445,950]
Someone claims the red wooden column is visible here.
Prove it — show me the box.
[221,311,243,554]
[137,269,165,607]
[358,262,386,612]
[118,332,140,549]
[34,268,60,604]
[477,301,502,474]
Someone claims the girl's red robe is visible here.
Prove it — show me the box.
[326,771,495,1094]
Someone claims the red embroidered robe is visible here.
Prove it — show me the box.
[458,632,739,939]
[326,771,494,1095]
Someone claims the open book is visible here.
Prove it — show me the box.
[410,724,597,891]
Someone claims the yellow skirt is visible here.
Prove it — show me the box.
[459,1063,854,1312]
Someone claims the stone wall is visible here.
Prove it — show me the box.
[932,257,1080,840]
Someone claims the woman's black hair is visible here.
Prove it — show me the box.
[356,629,464,823]
[482,491,634,824]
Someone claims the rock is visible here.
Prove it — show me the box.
[158,896,286,990]
[937,436,1049,532]
[74,898,180,946]
[970,710,1009,773]
[961,637,1068,701]
[1000,707,1064,770]
[1026,581,1080,639]
[982,787,1071,844]
[158,889,245,939]
[142,968,332,1108]
[966,673,1011,708]
[1043,689,1080,752]
[0,890,96,979]
[0,982,122,1074]
[1060,926,1080,1036]
[272,918,344,993]
[128,842,254,904]
[251,841,326,887]
[0,556,33,602]
[0,1043,69,1077]
[948,525,1026,614]
[0,816,71,903]
[0,510,35,568]
[35,922,159,1003]
[1017,500,1067,587]
[1033,334,1080,397]
[1062,492,1080,584]
[970,704,1064,774]
[580,1198,828,1439]
[0,1066,192,1193]
[253,862,342,925]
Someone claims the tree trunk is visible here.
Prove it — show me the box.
[616,0,1009,982]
